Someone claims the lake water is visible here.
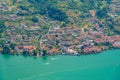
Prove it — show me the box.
[0,49,120,80]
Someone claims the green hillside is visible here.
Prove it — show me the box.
[0,0,120,55]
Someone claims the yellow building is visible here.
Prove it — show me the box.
[0,48,3,52]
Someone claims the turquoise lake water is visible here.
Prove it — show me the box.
[0,49,120,80]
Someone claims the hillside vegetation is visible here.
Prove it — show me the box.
[0,0,120,56]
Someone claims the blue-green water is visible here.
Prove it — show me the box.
[0,49,120,80]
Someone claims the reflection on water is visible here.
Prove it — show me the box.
[42,56,48,61]
[2,54,11,60]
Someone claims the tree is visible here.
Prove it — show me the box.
[32,17,38,23]
[19,6,29,10]
[22,50,29,55]
[56,39,60,45]
[32,50,37,56]
[42,49,47,56]
[10,43,15,50]
[2,46,10,54]
[48,7,68,21]
[96,8,108,19]
[0,20,6,34]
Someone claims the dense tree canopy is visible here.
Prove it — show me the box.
[2,46,10,54]
[0,20,6,38]
[27,0,68,22]
[48,8,68,21]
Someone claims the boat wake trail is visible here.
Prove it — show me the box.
[17,67,85,80]
[45,62,50,65]
[51,58,56,60]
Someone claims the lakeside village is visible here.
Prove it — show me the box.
[0,0,120,57]
[0,25,120,57]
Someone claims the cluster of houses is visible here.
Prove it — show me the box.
[16,45,36,53]
[0,0,120,56]
[4,24,120,56]
[41,26,120,55]
[4,23,42,53]
[2,22,119,55]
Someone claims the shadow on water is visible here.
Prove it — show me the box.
[22,55,29,59]
[1,54,11,60]
[42,56,48,62]
[33,56,38,60]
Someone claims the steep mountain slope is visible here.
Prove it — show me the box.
[0,0,120,55]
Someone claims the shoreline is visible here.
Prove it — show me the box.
[1,48,120,57]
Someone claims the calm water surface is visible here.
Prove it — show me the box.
[0,49,120,80]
